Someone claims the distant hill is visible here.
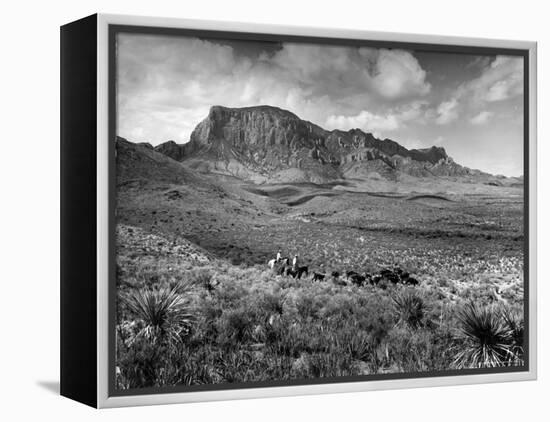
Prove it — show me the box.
[141,105,518,185]
[116,136,209,187]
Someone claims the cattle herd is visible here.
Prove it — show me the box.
[268,256,419,289]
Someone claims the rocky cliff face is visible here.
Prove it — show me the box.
[154,105,484,183]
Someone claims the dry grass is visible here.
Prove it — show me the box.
[115,240,524,388]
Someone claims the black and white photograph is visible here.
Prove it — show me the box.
[3,0,549,417]
[113,29,527,392]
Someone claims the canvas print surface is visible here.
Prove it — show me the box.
[113,30,526,392]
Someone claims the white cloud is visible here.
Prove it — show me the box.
[480,56,524,102]
[364,48,431,99]
[435,98,459,125]
[270,45,430,101]
[326,111,400,132]
[394,135,444,150]
[325,101,428,134]
[485,80,512,102]
[117,34,432,143]
[470,111,493,125]
[460,55,523,104]
[430,55,523,127]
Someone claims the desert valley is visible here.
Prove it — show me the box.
[115,105,525,389]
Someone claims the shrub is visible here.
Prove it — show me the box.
[294,292,325,321]
[217,307,256,346]
[216,350,256,383]
[264,315,307,358]
[392,290,427,329]
[189,269,215,292]
[292,352,360,379]
[386,326,455,373]
[257,291,285,316]
[333,327,371,361]
[116,243,525,388]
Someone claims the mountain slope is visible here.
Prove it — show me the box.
[116,136,210,187]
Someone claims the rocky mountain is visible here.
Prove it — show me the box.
[151,105,489,183]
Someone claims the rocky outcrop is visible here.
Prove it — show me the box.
[154,140,188,161]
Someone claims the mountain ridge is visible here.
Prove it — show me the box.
[147,105,496,184]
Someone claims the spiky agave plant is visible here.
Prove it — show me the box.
[123,283,195,344]
[453,302,511,369]
[391,290,426,330]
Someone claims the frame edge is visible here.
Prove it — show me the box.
[60,13,99,408]
[95,13,537,408]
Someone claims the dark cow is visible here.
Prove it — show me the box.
[405,277,419,286]
[380,269,400,284]
[346,270,359,278]
[363,273,373,286]
[368,274,381,286]
[331,271,340,278]
[349,273,366,286]
[313,272,325,281]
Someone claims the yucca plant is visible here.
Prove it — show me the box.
[453,302,511,369]
[392,290,426,329]
[123,284,195,344]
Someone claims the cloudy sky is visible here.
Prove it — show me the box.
[117,33,524,176]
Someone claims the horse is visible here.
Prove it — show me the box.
[285,266,308,279]
[268,258,276,269]
[285,267,298,278]
[280,257,290,266]
[313,272,325,282]
[296,266,309,279]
